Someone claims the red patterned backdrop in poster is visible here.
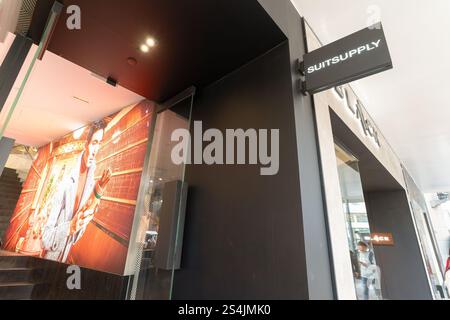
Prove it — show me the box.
[3,101,154,275]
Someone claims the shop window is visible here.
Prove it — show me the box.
[335,143,383,300]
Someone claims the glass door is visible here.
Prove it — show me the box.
[335,143,383,300]
[128,89,194,300]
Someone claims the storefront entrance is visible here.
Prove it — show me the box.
[0,0,298,300]
[335,143,382,300]
[322,107,436,300]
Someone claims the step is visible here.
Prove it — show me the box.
[0,184,22,190]
[0,212,16,218]
[0,255,31,269]
[0,183,22,190]
[0,184,21,190]
[0,196,19,208]
[0,282,34,300]
[0,182,22,188]
[0,175,21,182]
[0,216,10,223]
[2,168,19,175]
[0,211,16,219]
[0,175,19,181]
[0,187,22,195]
[0,208,19,215]
[0,268,33,283]
[0,201,18,206]
[0,199,20,205]
[0,175,20,182]
[0,214,17,221]
[0,190,22,198]
[0,222,11,231]
[1,172,19,179]
[0,215,15,222]
[0,190,22,197]
[0,169,20,176]
[0,192,20,201]
[0,191,20,200]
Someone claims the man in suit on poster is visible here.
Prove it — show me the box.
[41,121,112,263]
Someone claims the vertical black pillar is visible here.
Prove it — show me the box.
[257,0,334,299]
[0,34,32,112]
[173,42,309,300]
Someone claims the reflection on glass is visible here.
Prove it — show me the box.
[335,143,383,300]
[132,97,192,300]
[410,200,446,299]
[0,8,59,140]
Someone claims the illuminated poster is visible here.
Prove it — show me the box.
[3,101,154,275]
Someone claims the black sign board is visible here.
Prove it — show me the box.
[303,23,392,94]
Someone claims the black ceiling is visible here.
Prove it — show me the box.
[29,0,286,102]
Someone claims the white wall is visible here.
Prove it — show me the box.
[5,153,33,181]
[0,0,22,43]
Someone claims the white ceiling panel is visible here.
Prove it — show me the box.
[292,0,450,192]
[0,33,143,147]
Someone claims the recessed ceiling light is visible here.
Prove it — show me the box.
[146,37,156,47]
[140,44,149,53]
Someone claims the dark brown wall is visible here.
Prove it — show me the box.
[172,42,309,299]
[31,259,129,300]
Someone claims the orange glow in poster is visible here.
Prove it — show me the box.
[3,101,154,275]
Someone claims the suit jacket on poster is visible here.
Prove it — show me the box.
[41,153,96,263]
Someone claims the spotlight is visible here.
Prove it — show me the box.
[146,37,156,47]
[140,44,149,53]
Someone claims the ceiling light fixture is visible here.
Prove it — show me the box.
[146,37,156,47]
[139,37,157,54]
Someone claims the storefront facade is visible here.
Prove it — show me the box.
[302,19,446,299]
[0,0,444,300]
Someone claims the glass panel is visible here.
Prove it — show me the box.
[130,95,193,300]
[0,32,15,67]
[0,8,59,140]
[410,200,446,299]
[335,143,383,300]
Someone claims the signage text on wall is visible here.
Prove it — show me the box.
[301,23,393,94]
[368,233,395,246]
[334,85,381,147]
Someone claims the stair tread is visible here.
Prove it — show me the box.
[0,282,35,287]
[0,250,24,257]
[0,267,32,271]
